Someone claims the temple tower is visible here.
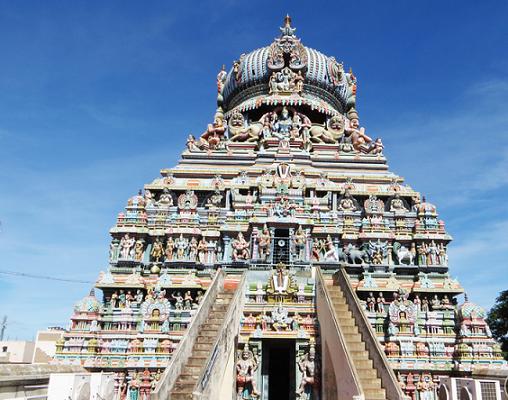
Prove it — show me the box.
[54,17,506,400]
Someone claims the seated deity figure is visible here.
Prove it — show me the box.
[272,107,293,140]
[389,193,408,212]
[119,233,135,260]
[256,225,272,261]
[338,189,357,211]
[199,115,225,150]
[293,225,307,261]
[236,344,259,399]
[345,108,375,153]
[232,232,250,261]
[157,189,173,207]
[296,345,316,399]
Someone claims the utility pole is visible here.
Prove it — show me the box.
[0,316,6,340]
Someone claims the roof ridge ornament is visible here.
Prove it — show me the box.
[268,16,307,72]
[280,14,296,37]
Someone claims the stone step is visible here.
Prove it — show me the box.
[192,349,210,358]
[187,356,207,366]
[182,365,202,375]
[341,325,359,334]
[355,358,373,369]
[171,391,194,400]
[200,329,219,337]
[202,323,221,330]
[343,333,362,343]
[194,342,214,351]
[356,367,378,379]
[347,342,366,351]
[196,335,215,344]
[335,317,355,327]
[361,378,382,389]
[364,388,386,400]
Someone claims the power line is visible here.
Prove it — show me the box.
[0,269,93,284]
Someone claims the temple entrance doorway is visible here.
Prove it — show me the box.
[261,339,295,400]
[272,228,290,265]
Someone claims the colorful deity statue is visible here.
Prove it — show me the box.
[256,224,272,261]
[296,344,317,399]
[232,232,250,261]
[236,344,259,399]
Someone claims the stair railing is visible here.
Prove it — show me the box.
[193,272,247,399]
[333,267,408,400]
[315,266,364,399]
[151,269,226,400]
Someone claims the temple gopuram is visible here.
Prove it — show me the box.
[54,17,507,400]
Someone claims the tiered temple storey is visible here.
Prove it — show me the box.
[54,16,506,400]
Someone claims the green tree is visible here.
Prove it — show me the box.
[486,290,508,361]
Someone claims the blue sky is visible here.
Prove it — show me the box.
[0,1,507,339]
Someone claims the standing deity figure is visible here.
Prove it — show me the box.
[376,292,385,313]
[293,225,307,261]
[119,234,136,260]
[366,292,376,313]
[236,344,259,399]
[172,292,184,310]
[438,243,448,266]
[323,235,338,261]
[188,237,198,261]
[426,241,439,265]
[216,64,227,93]
[165,237,175,262]
[232,232,250,261]
[134,240,144,262]
[150,238,164,263]
[256,225,272,261]
[175,234,189,260]
[197,238,208,263]
[296,345,316,399]
[417,243,427,266]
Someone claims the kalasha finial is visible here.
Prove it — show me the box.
[464,293,469,302]
[280,14,296,37]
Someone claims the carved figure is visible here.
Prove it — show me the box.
[150,238,164,263]
[232,232,250,261]
[256,225,272,261]
[134,240,144,262]
[165,237,175,261]
[228,111,263,143]
[296,345,317,399]
[119,234,135,260]
[393,242,414,265]
[293,225,307,261]
[236,344,259,399]
[338,189,357,211]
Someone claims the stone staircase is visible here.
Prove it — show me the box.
[326,282,386,400]
[169,289,235,400]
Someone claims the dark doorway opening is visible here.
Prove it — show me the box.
[262,339,295,400]
[273,228,290,265]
